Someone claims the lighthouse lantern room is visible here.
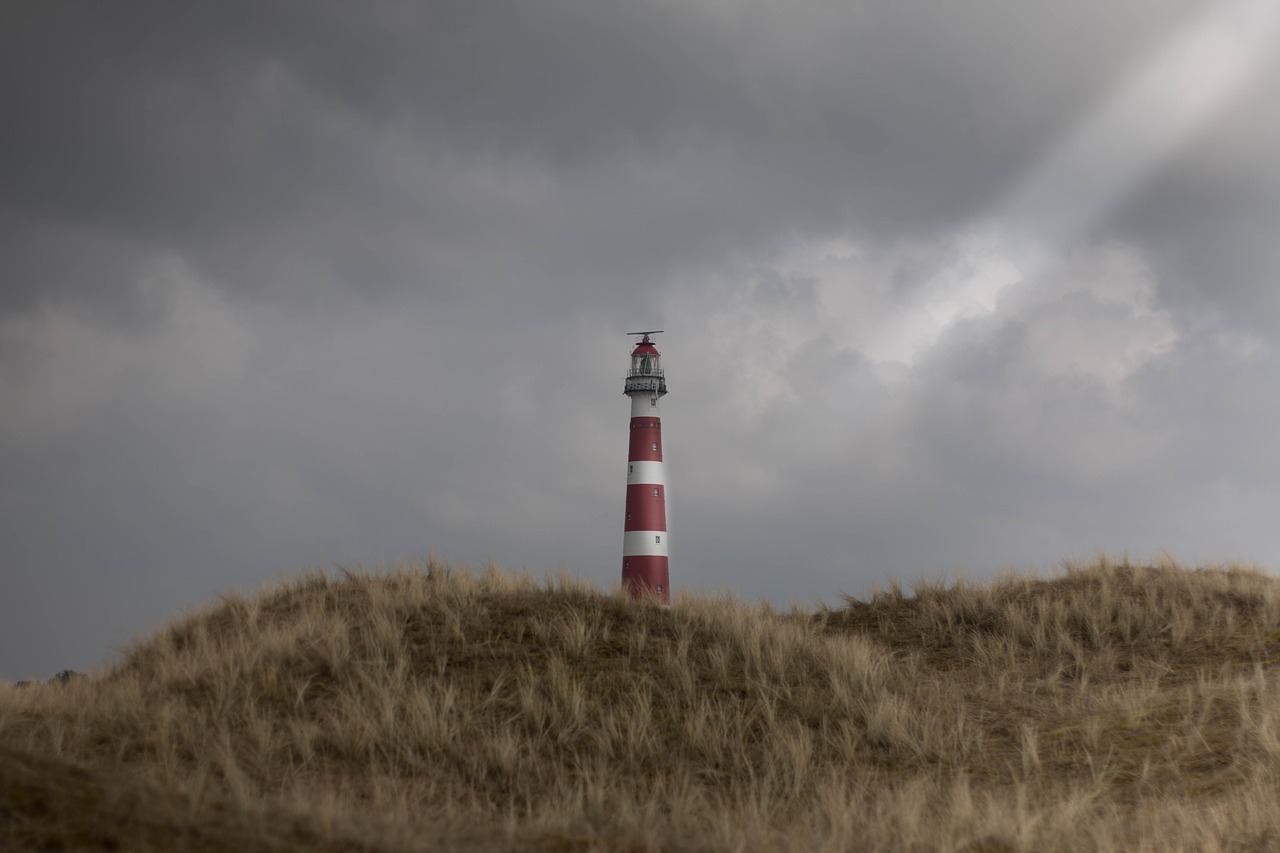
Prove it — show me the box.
[622,331,670,602]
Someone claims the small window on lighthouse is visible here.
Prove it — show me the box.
[653,487,659,496]
[655,535,661,544]
[629,464,633,473]
[651,442,658,452]
[626,512,632,521]
[650,398,657,407]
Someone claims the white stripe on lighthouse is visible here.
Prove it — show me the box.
[626,461,666,486]
[623,530,670,557]
[630,395,662,418]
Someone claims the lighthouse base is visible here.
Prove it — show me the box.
[622,556,669,604]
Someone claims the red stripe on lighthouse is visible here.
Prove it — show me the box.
[624,484,667,530]
[627,419,663,461]
[622,556,669,601]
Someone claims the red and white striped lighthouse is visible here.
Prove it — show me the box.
[622,331,670,603]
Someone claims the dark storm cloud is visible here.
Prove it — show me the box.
[1117,182,1280,334]
[2,0,1223,313]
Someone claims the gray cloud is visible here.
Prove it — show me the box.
[3,0,1280,678]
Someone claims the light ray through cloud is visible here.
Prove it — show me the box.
[866,0,1280,367]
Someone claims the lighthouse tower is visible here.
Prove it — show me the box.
[622,331,670,603]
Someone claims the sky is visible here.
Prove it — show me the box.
[4,1,1280,679]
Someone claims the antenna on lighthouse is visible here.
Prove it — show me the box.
[626,330,664,343]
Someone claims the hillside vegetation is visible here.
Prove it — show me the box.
[5,556,1280,850]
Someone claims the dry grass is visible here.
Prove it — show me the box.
[5,555,1280,850]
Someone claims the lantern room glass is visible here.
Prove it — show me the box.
[631,353,661,375]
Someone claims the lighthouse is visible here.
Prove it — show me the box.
[622,331,670,603]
